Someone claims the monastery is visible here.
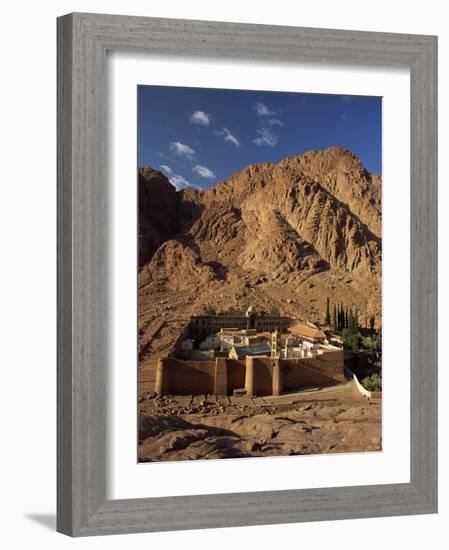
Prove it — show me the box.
[155,307,344,397]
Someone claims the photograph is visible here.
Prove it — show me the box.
[137,85,382,462]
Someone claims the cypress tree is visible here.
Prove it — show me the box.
[324,297,331,325]
[332,304,338,332]
[348,308,354,332]
[369,315,375,336]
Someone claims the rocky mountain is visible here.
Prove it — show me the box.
[138,167,179,267]
[138,147,382,362]
[279,148,381,238]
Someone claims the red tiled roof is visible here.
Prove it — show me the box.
[289,324,326,339]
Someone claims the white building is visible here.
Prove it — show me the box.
[283,345,310,359]
[218,328,250,350]
[199,334,220,350]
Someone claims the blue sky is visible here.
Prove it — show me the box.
[138,86,382,190]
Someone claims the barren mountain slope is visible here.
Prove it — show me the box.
[138,167,179,267]
[279,146,382,237]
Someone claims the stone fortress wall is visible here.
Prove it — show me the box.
[155,350,345,397]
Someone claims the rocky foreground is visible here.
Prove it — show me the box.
[138,385,381,462]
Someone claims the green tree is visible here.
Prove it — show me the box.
[349,332,361,351]
[369,315,376,337]
[375,327,382,351]
[361,372,382,392]
[348,308,355,332]
[270,305,280,316]
[341,307,362,351]
[338,304,344,331]
[324,297,331,325]
[342,329,361,351]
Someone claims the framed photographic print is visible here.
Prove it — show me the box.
[57,13,438,536]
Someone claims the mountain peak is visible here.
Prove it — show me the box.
[282,146,364,174]
[139,166,178,193]
[278,147,380,236]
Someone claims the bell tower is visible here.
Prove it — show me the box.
[271,329,281,358]
[245,305,256,329]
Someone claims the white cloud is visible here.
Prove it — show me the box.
[169,174,203,191]
[216,127,240,147]
[193,164,216,179]
[190,110,210,126]
[169,174,191,190]
[159,164,173,175]
[254,128,278,147]
[253,102,276,117]
[169,141,195,158]
[268,118,284,127]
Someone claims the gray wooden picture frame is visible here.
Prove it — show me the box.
[57,12,438,537]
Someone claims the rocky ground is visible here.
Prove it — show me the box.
[138,383,382,462]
